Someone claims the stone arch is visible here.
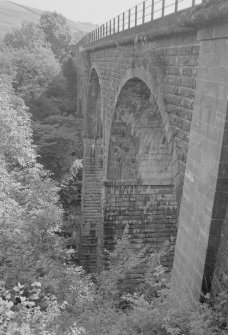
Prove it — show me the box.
[107,77,172,182]
[104,66,178,184]
[84,67,103,139]
[103,75,177,289]
[112,67,173,149]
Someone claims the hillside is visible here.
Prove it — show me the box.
[0,1,95,39]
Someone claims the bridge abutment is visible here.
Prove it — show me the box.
[171,19,228,301]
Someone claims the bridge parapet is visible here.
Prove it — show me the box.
[79,0,202,48]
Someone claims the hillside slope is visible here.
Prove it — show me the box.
[0,1,95,39]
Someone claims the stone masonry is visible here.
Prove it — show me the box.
[74,0,228,301]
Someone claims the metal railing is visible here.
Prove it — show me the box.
[82,0,202,46]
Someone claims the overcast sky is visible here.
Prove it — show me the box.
[5,0,139,24]
[2,0,200,24]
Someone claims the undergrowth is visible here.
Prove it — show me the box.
[1,226,228,334]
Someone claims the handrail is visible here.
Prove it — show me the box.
[81,0,202,47]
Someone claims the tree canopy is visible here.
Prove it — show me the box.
[4,21,47,51]
[40,11,73,59]
[0,18,82,181]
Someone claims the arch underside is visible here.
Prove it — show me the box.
[108,78,172,181]
[81,73,178,279]
[104,78,177,289]
[85,68,103,139]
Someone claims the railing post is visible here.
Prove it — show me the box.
[113,18,115,34]
[135,5,137,27]
[142,1,145,24]
[161,0,165,17]
[175,0,178,12]
[128,9,131,29]
[151,0,154,21]
[109,20,112,35]
[123,12,125,30]
[118,15,120,32]
[106,22,108,36]
[192,0,196,5]
[103,24,105,37]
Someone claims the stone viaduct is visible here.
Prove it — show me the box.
[73,0,228,302]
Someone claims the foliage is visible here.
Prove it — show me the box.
[40,11,73,60]
[0,18,82,180]
[0,47,15,79]
[96,226,144,300]
[58,159,83,262]
[0,46,60,106]
[2,9,228,335]
[0,281,86,335]
[162,288,228,335]
[33,110,82,179]
[4,21,48,51]
[0,80,63,286]
[75,230,228,335]
[0,80,92,334]
[62,55,78,94]
[0,12,84,335]
[69,228,171,335]
[12,47,60,105]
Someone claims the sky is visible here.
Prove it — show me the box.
[2,0,197,25]
[4,0,140,24]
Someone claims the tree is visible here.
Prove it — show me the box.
[0,16,82,181]
[0,79,64,288]
[40,11,73,59]
[4,21,47,51]
[0,79,92,335]
[12,47,60,105]
[0,45,60,105]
